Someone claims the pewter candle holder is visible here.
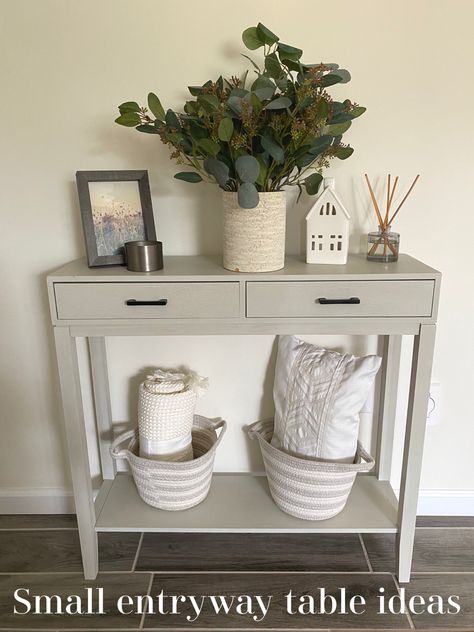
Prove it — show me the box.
[125,240,163,272]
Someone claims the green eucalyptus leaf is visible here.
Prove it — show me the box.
[188,80,213,97]
[187,119,208,140]
[321,69,351,87]
[147,93,166,121]
[242,26,264,50]
[333,68,351,83]
[188,86,203,96]
[265,96,292,110]
[252,75,274,90]
[327,120,352,136]
[227,95,244,115]
[276,75,288,91]
[330,112,354,124]
[332,102,345,116]
[184,101,198,115]
[257,150,271,166]
[256,22,279,45]
[136,124,159,134]
[277,42,303,61]
[165,109,180,129]
[281,58,300,72]
[229,87,249,98]
[250,92,262,115]
[203,157,230,186]
[309,135,333,155]
[174,171,203,183]
[115,112,141,127]
[218,117,234,142]
[251,76,275,100]
[254,86,275,100]
[166,132,183,144]
[256,158,267,187]
[304,172,323,195]
[180,138,193,154]
[350,106,366,118]
[251,76,274,100]
[335,146,354,160]
[264,52,282,79]
[296,152,316,168]
[320,73,343,87]
[316,98,330,119]
[197,138,220,156]
[198,94,220,112]
[238,182,259,208]
[118,101,140,114]
[261,133,284,164]
[235,155,260,183]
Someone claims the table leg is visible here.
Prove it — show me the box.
[397,324,436,583]
[376,335,402,480]
[89,337,115,480]
[54,327,98,580]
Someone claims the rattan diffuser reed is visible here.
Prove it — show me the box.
[365,174,419,257]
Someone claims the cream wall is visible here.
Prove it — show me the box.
[1,0,473,509]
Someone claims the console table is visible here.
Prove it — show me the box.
[47,254,441,582]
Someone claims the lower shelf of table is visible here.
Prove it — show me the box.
[94,473,398,533]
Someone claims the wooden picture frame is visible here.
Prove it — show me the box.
[76,170,156,267]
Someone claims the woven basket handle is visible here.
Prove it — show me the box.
[247,419,267,440]
[209,417,227,449]
[354,441,375,472]
[110,430,136,461]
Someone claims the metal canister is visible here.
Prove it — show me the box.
[124,240,163,272]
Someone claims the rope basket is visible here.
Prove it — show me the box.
[111,416,226,511]
[248,419,375,521]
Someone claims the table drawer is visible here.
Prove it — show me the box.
[246,280,434,318]
[54,282,240,320]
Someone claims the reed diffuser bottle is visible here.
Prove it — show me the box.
[367,225,400,262]
[365,174,419,263]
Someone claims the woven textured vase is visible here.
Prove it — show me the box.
[223,191,286,272]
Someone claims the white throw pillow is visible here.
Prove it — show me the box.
[272,335,381,462]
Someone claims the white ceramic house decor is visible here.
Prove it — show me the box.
[306,177,350,264]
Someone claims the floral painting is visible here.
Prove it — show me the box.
[88,181,145,256]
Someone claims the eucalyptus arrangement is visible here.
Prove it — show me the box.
[115,23,365,210]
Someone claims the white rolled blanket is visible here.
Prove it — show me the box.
[138,368,208,461]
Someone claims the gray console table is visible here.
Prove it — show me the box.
[47,254,441,582]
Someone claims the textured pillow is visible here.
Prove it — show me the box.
[271,335,381,463]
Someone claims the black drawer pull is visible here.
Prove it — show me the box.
[126,299,168,306]
[318,297,360,305]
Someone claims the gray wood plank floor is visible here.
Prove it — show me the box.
[0,515,472,630]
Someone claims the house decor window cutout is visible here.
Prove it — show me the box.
[305,177,350,264]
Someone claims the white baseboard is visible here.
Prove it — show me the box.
[0,488,75,514]
[415,489,474,516]
[0,487,472,516]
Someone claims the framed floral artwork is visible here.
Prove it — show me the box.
[76,170,156,267]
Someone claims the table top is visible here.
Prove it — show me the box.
[48,254,441,283]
